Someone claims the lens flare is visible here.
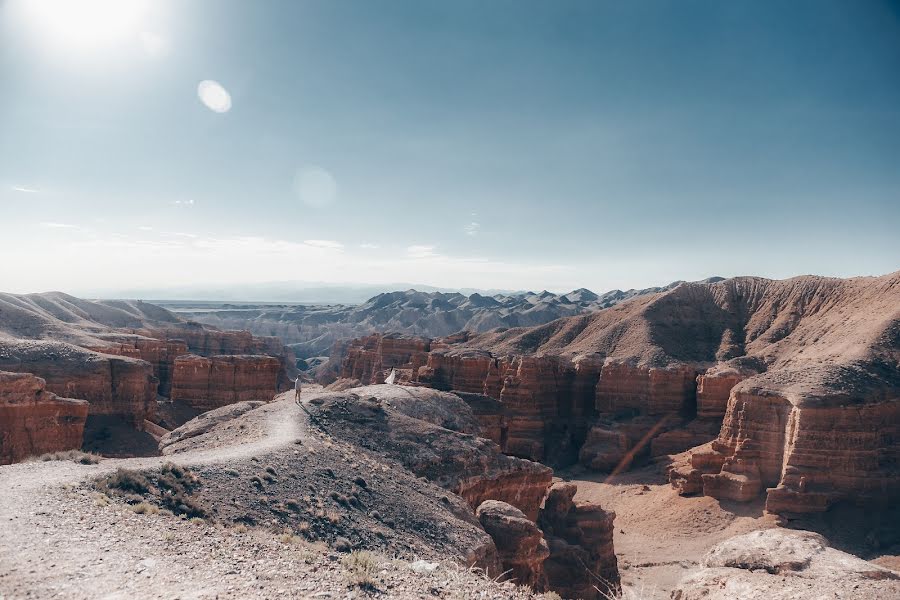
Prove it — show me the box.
[197,80,232,114]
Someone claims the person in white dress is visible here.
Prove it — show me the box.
[294,376,302,401]
[385,368,396,385]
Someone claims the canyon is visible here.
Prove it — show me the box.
[322,273,900,518]
[0,292,296,461]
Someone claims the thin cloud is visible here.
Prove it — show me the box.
[172,199,195,206]
[138,226,154,231]
[303,239,344,250]
[12,185,39,193]
[407,245,437,259]
[359,243,379,249]
[464,222,481,236]
[39,222,78,229]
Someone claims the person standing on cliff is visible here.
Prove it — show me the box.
[294,376,302,401]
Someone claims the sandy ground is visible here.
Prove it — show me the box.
[564,460,777,599]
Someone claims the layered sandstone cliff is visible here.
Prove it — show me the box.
[0,371,89,464]
[0,293,297,433]
[330,273,900,515]
[0,340,157,423]
[169,354,284,411]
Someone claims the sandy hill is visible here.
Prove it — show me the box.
[174,278,720,359]
[0,291,181,346]
[462,272,900,401]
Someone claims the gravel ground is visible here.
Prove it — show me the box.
[0,389,553,599]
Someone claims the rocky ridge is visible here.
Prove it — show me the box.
[324,272,900,516]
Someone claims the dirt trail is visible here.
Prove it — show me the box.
[0,391,317,599]
[0,389,553,600]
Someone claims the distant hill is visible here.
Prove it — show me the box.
[172,278,724,358]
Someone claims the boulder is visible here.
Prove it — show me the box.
[672,529,900,600]
[476,500,549,590]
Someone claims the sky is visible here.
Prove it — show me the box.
[1,0,898,298]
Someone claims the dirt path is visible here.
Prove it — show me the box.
[0,389,552,600]
[0,391,325,599]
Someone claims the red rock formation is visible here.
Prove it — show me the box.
[696,366,751,420]
[0,340,157,423]
[336,333,431,385]
[0,371,88,464]
[137,325,297,392]
[328,273,900,519]
[476,500,549,590]
[88,334,189,397]
[595,360,698,416]
[680,373,900,515]
[169,354,282,411]
[538,482,620,599]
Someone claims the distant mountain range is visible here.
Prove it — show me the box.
[167,277,725,358]
[77,282,526,305]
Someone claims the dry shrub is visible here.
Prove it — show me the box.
[342,550,380,589]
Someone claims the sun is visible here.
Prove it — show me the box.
[17,0,149,50]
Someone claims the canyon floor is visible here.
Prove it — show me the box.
[565,458,900,598]
[566,462,776,597]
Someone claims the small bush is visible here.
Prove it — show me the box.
[100,468,151,495]
[279,530,299,544]
[285,499,301,511]
[130,502,159,515]
[353,476,367,489]
[264,465,278,476]
[34,450,102,464]
[224,468,240,477]
[342,550,379,588]
[189,516,205,525]
[262,472,276,484]
[250,476,264,489]
[232,524,248,534]
[326,509,342,524]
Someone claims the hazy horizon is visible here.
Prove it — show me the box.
[2,0,899,295]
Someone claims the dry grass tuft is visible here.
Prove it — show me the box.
[33,450,102,464]
[341,550,380,589]
[129,502,160,515]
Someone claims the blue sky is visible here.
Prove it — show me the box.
[1,0,898,296]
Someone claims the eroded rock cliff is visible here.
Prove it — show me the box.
[330,273,900,516]
[0,371,88,464]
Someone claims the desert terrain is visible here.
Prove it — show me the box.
[1,273,898,599]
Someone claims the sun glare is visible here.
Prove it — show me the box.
[19,0,149,49]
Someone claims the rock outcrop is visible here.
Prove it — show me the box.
[309,385,553,520]
[0,340,157,423]
[158,400,266,454]
[309,385,620,598]
[538,482,620,599]
[476,500,549,590]
[0,371,89,464]
[672,529,899,600]
[169,354,283,411]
